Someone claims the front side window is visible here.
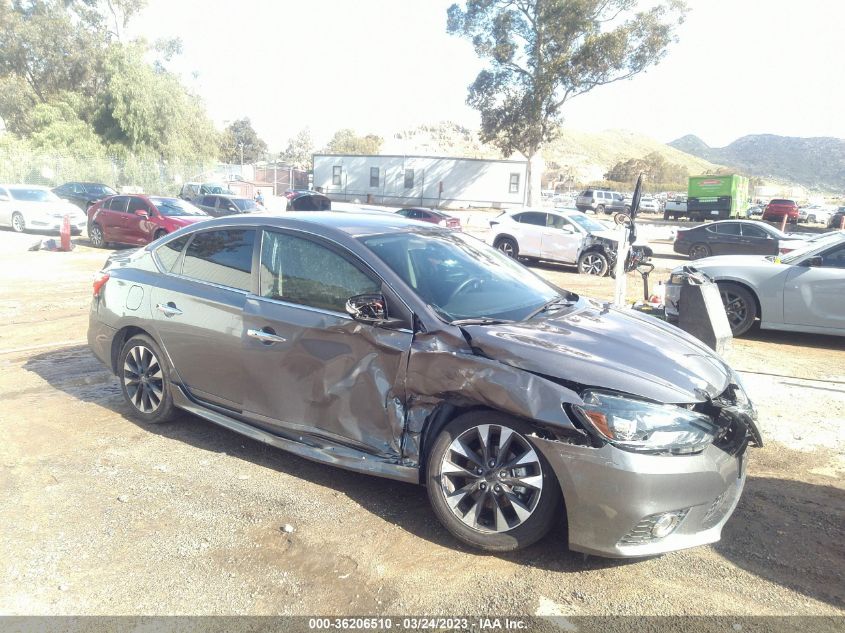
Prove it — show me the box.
[370,167,380,187]
[259,231,380,313]
[232,198,258,212]
[819,244,845,268]
[509,173,520,194]
[181,229,255,291]
[332,165,342,186]
[127,197,149,214]
[404,169,415,189]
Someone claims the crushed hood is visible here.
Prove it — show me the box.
[461,299,731,404]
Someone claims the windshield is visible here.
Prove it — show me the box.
[779,233,845,264]
[200,184,232,195]
[150,197,208,216]
[567,214,607,233]
[85,184,116,196]
[232,198,259,211]
[360,230,562,322]
[9,187,60,202]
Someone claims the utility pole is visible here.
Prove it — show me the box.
[239,142,244,174]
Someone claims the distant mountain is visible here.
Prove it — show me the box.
[668,134,845,192]
[544,128,723,183]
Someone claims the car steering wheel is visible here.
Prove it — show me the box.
[446,277,483,303]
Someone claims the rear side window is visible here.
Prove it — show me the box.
[201,196,216,206]
[517,212,546,226]
[181,229,255,291]
[259,231,379,313]
[155,236,189,273]
[716,223,742,236]
[108,196,129,213]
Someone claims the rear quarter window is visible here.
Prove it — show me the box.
[181,229,255,291]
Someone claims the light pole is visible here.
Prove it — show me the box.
[239,142,244,174]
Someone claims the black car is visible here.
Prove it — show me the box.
[287,192,332,211]
[828,207,845,229]
[673,220,802,259]
[192,194,260,217]
[52,182,117,210]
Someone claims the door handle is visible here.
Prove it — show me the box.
[247,328,287,344]
[155,302,182,317]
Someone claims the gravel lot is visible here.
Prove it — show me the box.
[1,222,843,618]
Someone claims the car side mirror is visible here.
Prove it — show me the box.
[803,255,823,268]
[345,293,390,324]
[135,210,149,218]
[561,225,575,233]
[0,195,8,202]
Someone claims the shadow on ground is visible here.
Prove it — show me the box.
[23,344,845,604]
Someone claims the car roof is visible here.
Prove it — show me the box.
[1,183,50,189]
[172,211,443,239]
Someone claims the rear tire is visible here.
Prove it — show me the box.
[577,250,609,276]
[718,282,758,337]
[495,237,519,259]
[426,411,561,552]
[689,243,711,259]
[11,212,25,233]
[596,204,606,215]
[90,223,106,248]
[118,334,177,424]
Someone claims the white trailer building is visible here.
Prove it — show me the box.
[312,154,528,209]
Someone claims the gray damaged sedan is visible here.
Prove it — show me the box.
[88,213,761,558]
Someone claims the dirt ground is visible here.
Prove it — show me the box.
[0,225,843,618]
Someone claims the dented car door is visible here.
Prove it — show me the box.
[240,228,412,459]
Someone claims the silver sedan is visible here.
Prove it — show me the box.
[667,232,845,336]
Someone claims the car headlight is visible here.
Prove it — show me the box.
[573,391,717,455]
[729,371,753,409]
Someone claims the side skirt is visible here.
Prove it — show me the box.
[171,385,420,485]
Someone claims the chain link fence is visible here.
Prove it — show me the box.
[0,151,216,196]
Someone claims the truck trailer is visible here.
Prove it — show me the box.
[686,174,749,221]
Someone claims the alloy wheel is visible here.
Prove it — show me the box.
[690,244,710,259]
[123,345,164,414]
[581,253,605,275]
[498,241,515,258]
[11,213,24,232]
[438,424,543,533]
[720,290,748,329]
[90,225,104,247]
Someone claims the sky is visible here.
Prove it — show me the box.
[129,0,845,151]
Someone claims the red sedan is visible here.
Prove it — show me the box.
[88,195,210,248]
[396,207,461,230]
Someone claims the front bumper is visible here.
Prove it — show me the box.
[534,439,746,558]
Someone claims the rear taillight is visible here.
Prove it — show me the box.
[438,219,448,226]
[92,272,109,297]
[676,230,688,239]
[779,247,795,254]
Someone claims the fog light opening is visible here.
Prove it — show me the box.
[651,512,683,538]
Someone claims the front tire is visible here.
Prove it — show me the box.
[118,334,177,424]
[426,411,561,552]
[11,212,25,233]
[495,237,519,259]
[153,229,168,241]
[577,250,609,276]
[718,282,758,337]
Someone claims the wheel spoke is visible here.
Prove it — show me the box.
[505,492,533,522]
[460,491,486,529]
[441,459,480,479]
[477,424,491,464]
[451,438,483,467]
[495,427,514,467]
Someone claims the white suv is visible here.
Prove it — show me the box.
[486,209,650,276]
